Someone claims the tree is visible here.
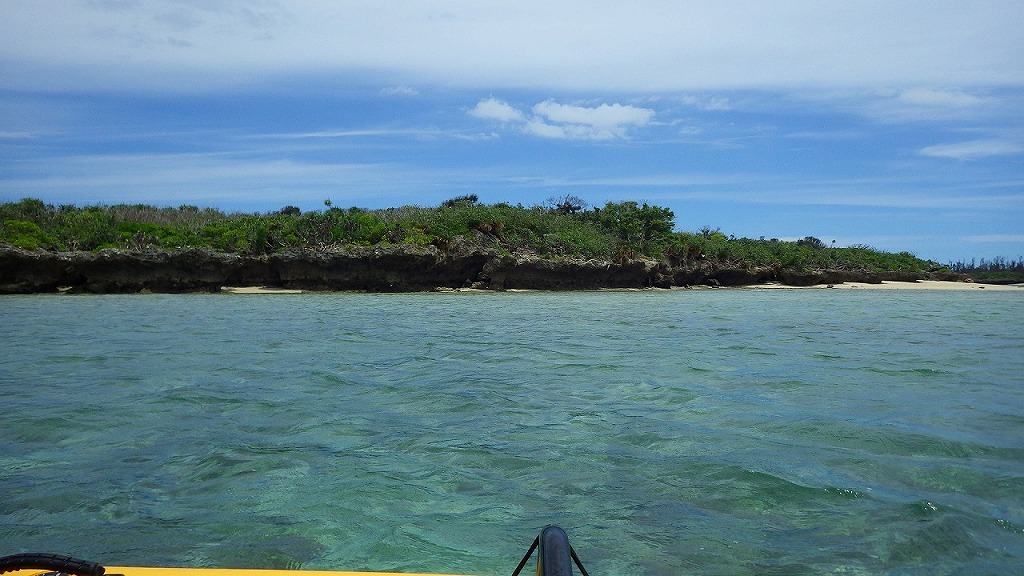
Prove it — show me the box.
[797,236,826,249]
[591,201,675,255]
[441,194,479,208]
[1,198,53,223]
[545,194,588,215]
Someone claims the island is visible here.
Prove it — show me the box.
[0,197,980,294]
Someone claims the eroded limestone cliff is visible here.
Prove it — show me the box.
[0,244,966,294]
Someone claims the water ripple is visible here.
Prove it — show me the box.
[2,290,1022,575]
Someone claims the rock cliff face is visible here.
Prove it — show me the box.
[0,244,966,294]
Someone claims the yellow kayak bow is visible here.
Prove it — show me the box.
[1,526,591,576]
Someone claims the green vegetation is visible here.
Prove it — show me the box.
[948,257,1024,284]
[661,229,935,274]
[1,196,949,274]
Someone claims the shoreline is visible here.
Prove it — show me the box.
[214,281,1024,294]
[221,286,305,294]
[750,280,1023,291]
[2,245,1009,294]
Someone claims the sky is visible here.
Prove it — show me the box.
[2,1,1023,264]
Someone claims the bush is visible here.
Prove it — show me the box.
[0,198,54,224]
[587,201,675,256]
[52,207,118,250]
[1,219,55,250]
[116,221,205,250]
[201,215,296,254]
[0,197,947,276]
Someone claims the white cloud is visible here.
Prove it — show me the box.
[2,1,1023,92]
[532,100,655,129]
[883,87,993,121]
[783,129,864,141]
[253,128,466,139]
[530,100,656,140]
[919,139,1024,160]
[523,118,569,139]
[898,88,987,108]
[1,151,425,209]
[468,98,526,123]
[381,85,419,96]
[679,95,732,111]
[822,87,1004,123]
[965,234,1024,244]
[0,131,37,139]
[471,98,655,140]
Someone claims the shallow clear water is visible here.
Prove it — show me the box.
[2,290,1022,575]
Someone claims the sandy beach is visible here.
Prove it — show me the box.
[756,280,1023,291]
[221,286,304,294]
[217,281,1023,293]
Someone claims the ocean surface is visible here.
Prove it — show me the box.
[1,289,1022,575]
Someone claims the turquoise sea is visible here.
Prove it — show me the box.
[2,290,1022,575]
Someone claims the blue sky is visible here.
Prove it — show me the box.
[2,1,1023,264]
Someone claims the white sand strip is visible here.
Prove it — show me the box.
[816,280,1022,291]
[221,286,304,294]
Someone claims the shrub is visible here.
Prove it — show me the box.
[440,194,479,208]
[52,207,118,250]
[587,201,675,256]
[0,197,947,276]
[0,219,55,250]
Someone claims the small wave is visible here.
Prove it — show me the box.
[879,504,996,568]
[865,366,955,377]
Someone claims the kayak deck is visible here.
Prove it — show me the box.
[11,569,473,576]
[1,526,586,576]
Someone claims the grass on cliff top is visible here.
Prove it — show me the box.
[1,196,949,275]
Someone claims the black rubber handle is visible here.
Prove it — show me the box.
[0,554,105,576]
